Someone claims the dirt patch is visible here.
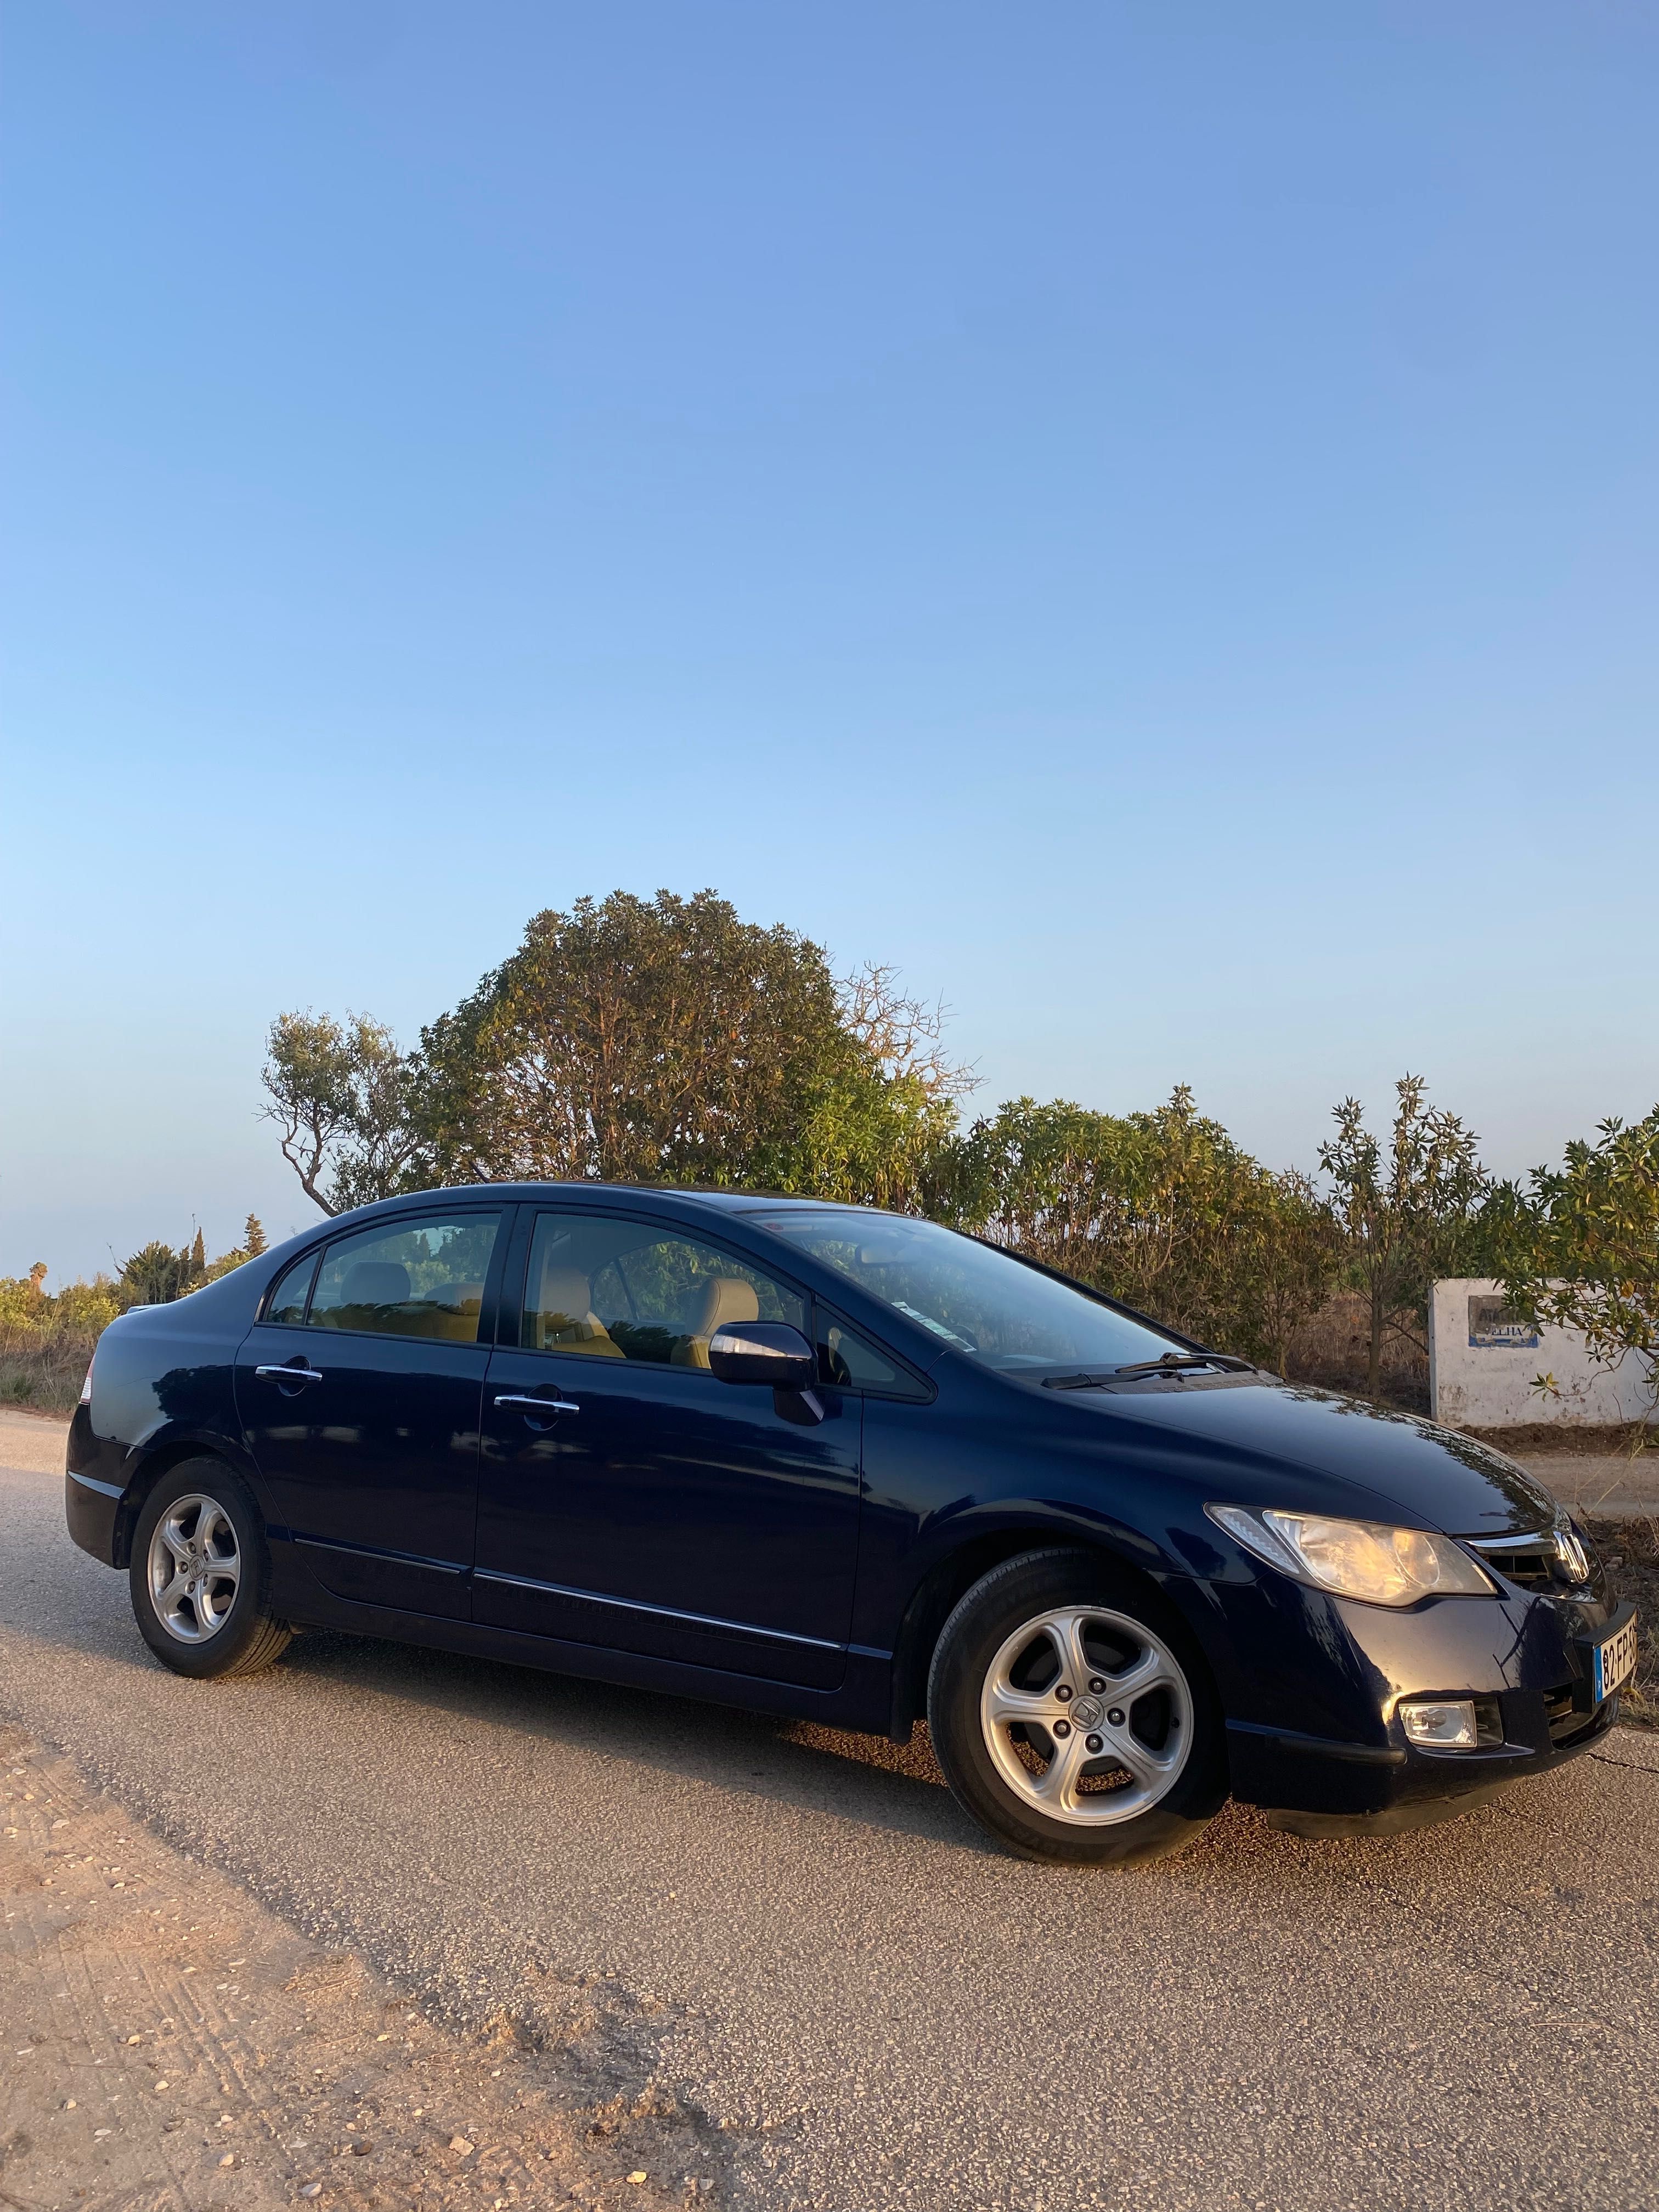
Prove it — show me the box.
[1588,1515,1659,1731]
[0,1725,725,2211]
[1463,1422,1659,1458]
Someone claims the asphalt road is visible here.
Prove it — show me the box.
[4,1415,1657,2212]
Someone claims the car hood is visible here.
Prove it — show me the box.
[1072,1376,1559,1537]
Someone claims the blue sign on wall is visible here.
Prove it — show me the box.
[1468,1294,1540,1350]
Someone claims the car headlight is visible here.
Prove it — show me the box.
[1205,1504,1496,1606]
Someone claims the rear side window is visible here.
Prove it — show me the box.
[307,1215,503,1343]
[266,1254,318,1327]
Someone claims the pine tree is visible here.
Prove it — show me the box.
[244,1213,268,1258]
[190,1228,207,1281]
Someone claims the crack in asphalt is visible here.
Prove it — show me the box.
[1586,1749,1659,1778]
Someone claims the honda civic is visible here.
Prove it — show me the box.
[64,1186,1636,1863]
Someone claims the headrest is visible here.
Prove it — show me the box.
[686,1276,760,1335]
[340,1260,410,1307]
[538,1265,593,1322]
[430,1280,483,1310]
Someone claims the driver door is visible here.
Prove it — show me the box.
[476,1207,862,1690]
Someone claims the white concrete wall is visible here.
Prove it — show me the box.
[1429,1279,1656,1430]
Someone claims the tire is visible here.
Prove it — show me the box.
[129,1457,293,1680]
[927,1548,1227,1865]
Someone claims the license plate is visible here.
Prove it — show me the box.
[1592,1613,1639,1703]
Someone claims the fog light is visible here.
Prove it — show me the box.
[1400,1699,1479,1749]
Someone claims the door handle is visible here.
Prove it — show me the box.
[255,1363,324,1383]
[493,1393,579,1416]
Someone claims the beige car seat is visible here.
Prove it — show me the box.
[320,1259,411,1331]
[421,1279,484,1342]
[672,1277,760,1369]
[534,1263,627,1357]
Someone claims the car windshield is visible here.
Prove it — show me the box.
[751,1211,1185,1377]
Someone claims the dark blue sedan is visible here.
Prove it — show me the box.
[64,1185,1636,1864]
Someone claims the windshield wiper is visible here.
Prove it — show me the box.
[1042,1351,1252,1390]
[1115,1352,1252,1376]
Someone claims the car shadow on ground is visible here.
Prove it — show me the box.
[265,1627,1607,1886]
[270,1625,1006,1854]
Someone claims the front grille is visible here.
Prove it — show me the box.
[1469,1526,1594,1593]
[1474,1539,1558,1591]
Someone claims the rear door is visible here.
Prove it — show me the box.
[235,1208,506,1620]
[476,1207,862,1689]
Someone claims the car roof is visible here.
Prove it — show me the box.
[358,1183,886,1218]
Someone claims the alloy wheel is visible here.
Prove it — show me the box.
[978,1603,1193,1826]
[146,1492,242,1644]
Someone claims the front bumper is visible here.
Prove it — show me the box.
[1203,1569,1629,1835]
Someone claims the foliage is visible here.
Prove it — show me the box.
[796,964,974,1213]
[1496,1107,1659,1404]
[424,890,904,1195]
[243,884,1645,1416]
[946,1088,1339,1367]
[1230,1168,1345,1375]
[0,1268,117,1338]
[118,1239,200,1306]
[261,1010,427,1216]
[1318,1076,1489,1397]
[2,1220,266,1412]
[418,890,841,1187]
[263,892,972,1216]
[0,1267,122,1412]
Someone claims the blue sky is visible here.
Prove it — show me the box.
[4,2,1656,1283]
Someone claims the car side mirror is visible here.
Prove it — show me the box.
[707,1321,817,1391]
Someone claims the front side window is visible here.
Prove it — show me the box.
[816,1310,927,1398]
[755,1210,1183,1378]
[307,1215,502,1343]
[521,1212,804,1368]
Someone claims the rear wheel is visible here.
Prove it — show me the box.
[927,1549,1227,1864]
[129,1459,292,1680]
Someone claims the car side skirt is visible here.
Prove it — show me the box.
[268,1566,898,1737]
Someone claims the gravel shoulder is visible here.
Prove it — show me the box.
[1,1723,716,2211]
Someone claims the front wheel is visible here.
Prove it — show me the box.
[129,1458,293,1680]
[927,1549,1227,1865]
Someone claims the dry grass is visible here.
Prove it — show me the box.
[1588,1514,1659,1731]
[0,1318,100,1415]
[1282,1290,1428,1411]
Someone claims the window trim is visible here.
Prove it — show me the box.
[262,1249,321,1329]
[503,1202,815,1374]
[811,1297,936,1404]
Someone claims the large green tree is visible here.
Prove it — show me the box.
[422,890,864,1189]
[264,891,969,1212]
